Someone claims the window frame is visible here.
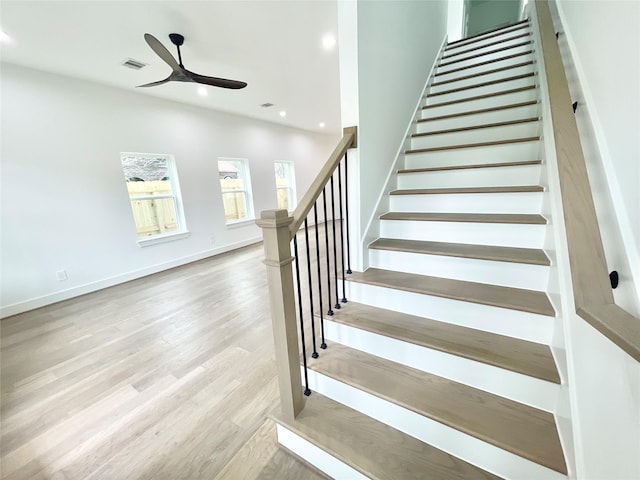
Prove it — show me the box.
[217,157,255,225]
[274,160,297,213]
[120,152,189,247]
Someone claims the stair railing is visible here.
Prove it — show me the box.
[256,126,357,419]
[532,0,639,361]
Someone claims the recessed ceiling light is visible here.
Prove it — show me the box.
[319,122,325,128]
[0,30,13,44]
[197,87,208,96]
[279,111,287,117]
[322,34,336,50]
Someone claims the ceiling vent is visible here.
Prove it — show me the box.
[260,102,274,108]
[121,58,147,70]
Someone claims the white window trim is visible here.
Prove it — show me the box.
[218,157,255,224]
[121,152,189,246]
[274,160,297,212]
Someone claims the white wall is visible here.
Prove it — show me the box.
[0,63,337,317]
[356,0,448,237]
[553,0,640,311]
[447,0,465,42]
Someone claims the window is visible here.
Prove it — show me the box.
[274,161,297,211]
[120,153,187,242]
[217,158,254,223]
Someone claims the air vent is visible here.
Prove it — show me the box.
[121,58,147,70]
[261,102,274,108]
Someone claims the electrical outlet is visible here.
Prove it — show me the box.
[56,269,68,281]
[210,235,216,245]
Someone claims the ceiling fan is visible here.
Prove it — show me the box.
[138,33,247,90]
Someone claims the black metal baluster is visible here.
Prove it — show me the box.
[337,160,347,303]
[322,188,334,317]
[330,175,341,310]
[293,235,311,396]
[344,152,352,275]
[313,203,327,349]
[304,219,319,359]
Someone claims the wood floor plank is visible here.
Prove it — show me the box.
[348,268,555,316]
[274,393,502,480]
[380,211,547,225]
[390,185,544,195]
[322,301,559,383]
[369,238,550,266]
[0,244,314,480]
[308,343,567,474]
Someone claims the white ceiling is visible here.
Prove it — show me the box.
[0,1,342,134]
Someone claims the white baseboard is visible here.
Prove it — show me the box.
[0,237,262,319]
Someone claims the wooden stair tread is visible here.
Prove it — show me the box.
[308,343,567,474]
[429,73,535,97]
[324,301,559,382]
[435,51,534,77]
[440,41,533,68]
[406,136,540,154]
[423,86,537,110]
[347,268,555,316]
[273,393,502,480]
[419,101,538,123]
[413,117,539,137]
[381,211,547,224]
[447,20,529,48]
[390,185,543,195]
[369,238,550,266]
[432,61,535,87]
[442,32,532,60]
[399,160,541,174]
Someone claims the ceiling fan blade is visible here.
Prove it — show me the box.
[188,72,247,90]
[137,75,172,88]
[144,33,181,71]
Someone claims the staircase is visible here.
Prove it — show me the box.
[273,20,569,479]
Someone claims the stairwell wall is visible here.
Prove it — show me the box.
[354,0,448,248]
[552,0,640,314]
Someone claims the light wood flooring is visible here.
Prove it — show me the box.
[0,243,327,480]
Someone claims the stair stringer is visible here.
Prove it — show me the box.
[359,36,448,271]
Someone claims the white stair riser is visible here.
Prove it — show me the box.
[445,25,530,53]
[324,320,559,412]
[346,281,555,344]
[421,87,538,119]
[404,141,540,169]
[411,121,540,149]
[429,63,535,94]
[438,43,534,75]
[434,53,534,83]
[389,191,543,214]
[276,425,368,480]
[397,164,541,189]
[441,34,533,64]
[306,370,565,480]
[368,248,550,290]
[416,103,540,133]
[426,76,535,106]
[379,219,547,249]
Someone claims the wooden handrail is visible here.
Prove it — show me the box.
[533,0,640,361]
[289,126,357,237]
